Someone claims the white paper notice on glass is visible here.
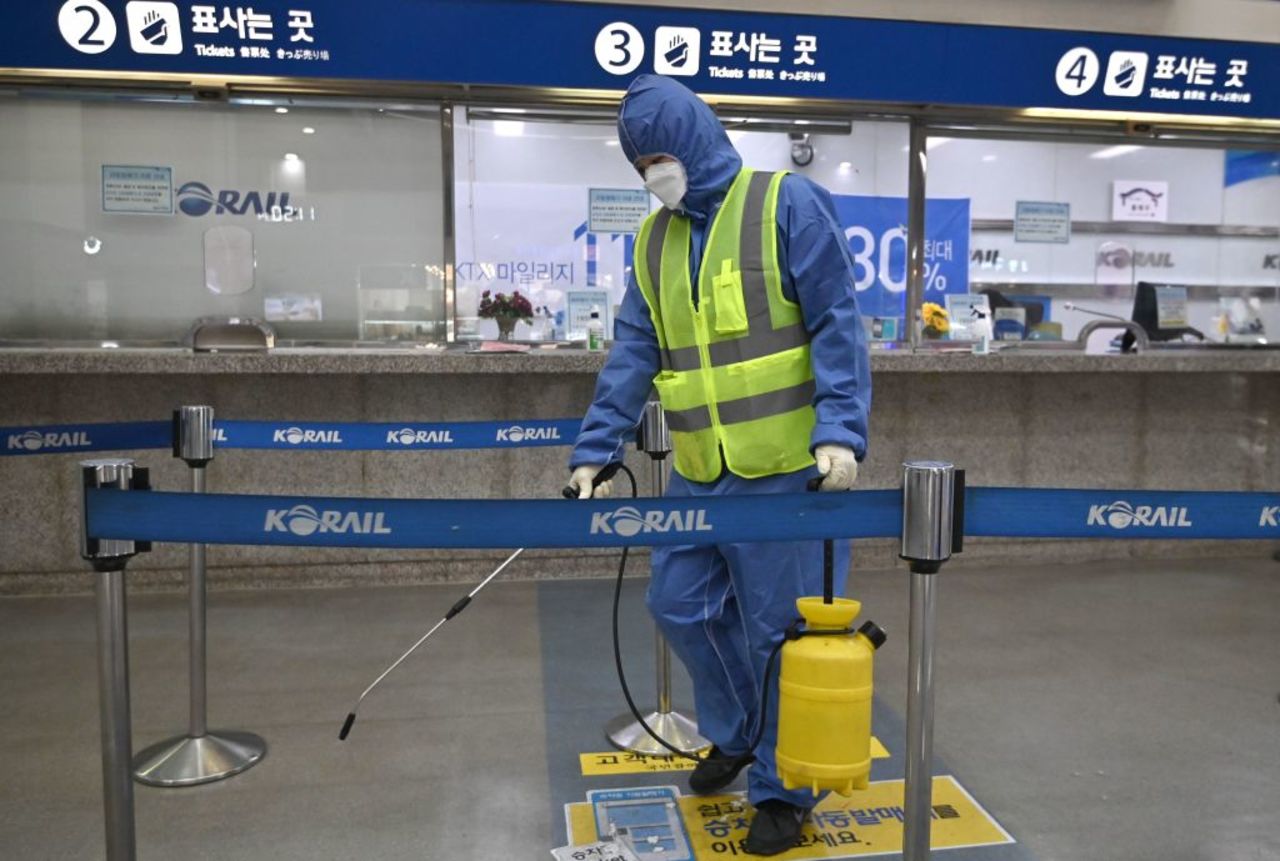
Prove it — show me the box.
[566,289,611,341]
[945,293,993,341]
[1014,201,1071,243]
[588,188,650,234]
[1112,180,1169,222]
[102,165,173,215]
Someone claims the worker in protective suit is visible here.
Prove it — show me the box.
[569,75,870,856]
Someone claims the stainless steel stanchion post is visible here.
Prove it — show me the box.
[899,462,958,861]
[81,458,148,861]
[132,406,266,787]
[605,401,709,755]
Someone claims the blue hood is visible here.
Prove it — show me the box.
[617,75,743,221]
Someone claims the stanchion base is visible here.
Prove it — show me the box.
[605,710,709,756]
[132,731,266,787]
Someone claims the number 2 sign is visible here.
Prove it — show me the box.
[59,0,118,54]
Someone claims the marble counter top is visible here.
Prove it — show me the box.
[2,345,1280,374]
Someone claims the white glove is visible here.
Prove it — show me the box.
[814,445,858,492]
[569,465,614,500]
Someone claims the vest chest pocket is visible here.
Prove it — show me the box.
[654,370,699,408]
[710,259,748,335]
[719,346,811,400]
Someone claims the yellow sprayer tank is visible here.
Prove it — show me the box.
[776,596,886,797]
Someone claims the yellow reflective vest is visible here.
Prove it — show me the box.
[634,169,816,483]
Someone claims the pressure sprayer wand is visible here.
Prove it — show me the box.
[339,462,623,741]
[338,547,525,740]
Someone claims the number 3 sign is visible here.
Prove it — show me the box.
[595,21,644,76]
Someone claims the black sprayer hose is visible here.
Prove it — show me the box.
[610,463,789,763]
[609,463,703,762]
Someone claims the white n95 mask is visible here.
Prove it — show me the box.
[644,161,688,211]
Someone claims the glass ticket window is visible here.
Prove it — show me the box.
[923,132,1280,347]
[0,94,445,343]
[453,106,909,343]
[453,107,645,343]
[727,117,911,346]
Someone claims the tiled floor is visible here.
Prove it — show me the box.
[2,556,1277,860]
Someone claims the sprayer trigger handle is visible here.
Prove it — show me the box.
[561,461,623,499]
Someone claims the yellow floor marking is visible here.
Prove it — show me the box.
[565,774,1014,858]
[580,738,890,777]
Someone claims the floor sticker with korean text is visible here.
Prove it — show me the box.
[564,775,1014,859]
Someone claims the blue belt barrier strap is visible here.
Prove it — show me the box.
[212,419,581,450]
[86,485,1280,548]
[1,422,171,456]
[85,488,905,549]
[2,418,583,455]
[966,487,1280,540]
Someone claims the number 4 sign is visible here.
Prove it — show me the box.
[1056,47,1101,96]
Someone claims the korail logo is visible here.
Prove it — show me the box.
[1260,506,1280,527]
[177,181,293,217]
[264,505,391,537]
[388,427,455,446]
[496,425,562,444]
[272,427,344,445]
[590,506,713,537]
[1096,247,1174,269]
[7,430,92,451]
[1096,246,1133,269]
[1087,500,1192,530]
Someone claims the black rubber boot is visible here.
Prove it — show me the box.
[744,799,808,856]
[688,746,755,796]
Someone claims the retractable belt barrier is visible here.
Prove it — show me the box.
[3,421,172,455]
[3,418,582,455]
[84,485,1280,548]
[76,455,1280,861]
[85,488,904,548]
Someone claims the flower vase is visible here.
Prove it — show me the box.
[495,317,517,341]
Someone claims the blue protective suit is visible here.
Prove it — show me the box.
[571,75,871,808]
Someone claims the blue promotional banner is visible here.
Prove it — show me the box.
[1224,150,1280,187]
[1,421,170,456]
[212,419,581,450]
[833,196,970,321]
[85,488,905,549]
[2,2,1276,120]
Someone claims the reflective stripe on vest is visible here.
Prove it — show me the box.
[634,169,816,482]
[664,378,817,434]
